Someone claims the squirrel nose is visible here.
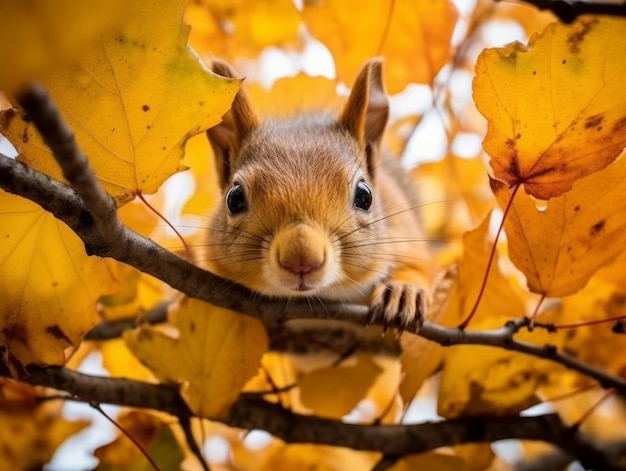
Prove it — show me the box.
[280,258,323,275]
[274,223,326,276]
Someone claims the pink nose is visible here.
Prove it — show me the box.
[280,259,322,275]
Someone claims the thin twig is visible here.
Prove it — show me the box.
[179,417,210,471]
[85,301,173,341]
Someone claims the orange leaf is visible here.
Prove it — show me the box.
[303,0,458,93]
[492,156,626,297]
[124,297,268,418]
[475,17,626,199]
[438,316,553,418]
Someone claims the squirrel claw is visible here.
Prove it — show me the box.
[369,282,425,335]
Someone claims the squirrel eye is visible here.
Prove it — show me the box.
[226,183,247,215]
[353,181,372,211]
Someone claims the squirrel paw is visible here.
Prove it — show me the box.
[368,282,425,335]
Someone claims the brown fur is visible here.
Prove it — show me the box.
[205,59,431,326]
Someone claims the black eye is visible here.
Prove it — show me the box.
[226,183,247,215]
[353,181,372,210]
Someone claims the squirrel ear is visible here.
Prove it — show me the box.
[206,59,259,188]
[339,59,389,169]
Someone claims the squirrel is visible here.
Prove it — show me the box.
[204,59,432,332]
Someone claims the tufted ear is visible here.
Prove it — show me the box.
[206,59,259,188]
[339,59,389,175]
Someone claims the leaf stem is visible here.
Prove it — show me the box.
[552,314,626,330]
[90,401,161,471]
[458,183,520,329]
[136,191,190,258]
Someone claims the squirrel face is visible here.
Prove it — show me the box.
[206,60,397,301]
[213,118,391,299]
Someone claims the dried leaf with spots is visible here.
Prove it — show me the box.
[0,0,239,204]
[124,297,268,418]
[438,316,557,418]
[0,191,120,366]
[492,156,626,297]
[475,17,626,199]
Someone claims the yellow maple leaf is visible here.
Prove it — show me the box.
[302,0,458,93]
[124,297,268,418]
[492,156,626,297]
[298,354,382,419]
[0,191,120,366]
[0,0,239,204]
[0,0,123,94]
[475,17,626,200]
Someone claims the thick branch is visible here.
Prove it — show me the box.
[18,84,121,235]
[17,366,626,470]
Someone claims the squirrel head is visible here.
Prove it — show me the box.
[205,59,394,300]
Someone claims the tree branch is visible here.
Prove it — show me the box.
[12,365,626,471]
[17,84,121,236]
[509,0,626,24]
